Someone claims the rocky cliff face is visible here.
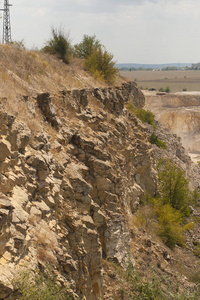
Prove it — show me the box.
[0,82,146,299]
[0,82,199,299]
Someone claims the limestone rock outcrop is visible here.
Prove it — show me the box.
[0,82,198,299]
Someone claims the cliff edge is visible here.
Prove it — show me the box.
[0,47,200,299]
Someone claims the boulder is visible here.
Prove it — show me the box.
[0,140,11,162]
[7,121,31,152]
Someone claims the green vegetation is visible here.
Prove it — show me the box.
[158,160,190,216]
[13,269,74,300]
[135,160,196,249]
[191,188,200,205]
[159,86,171,93]
[104,260,200,299]
[155,160,195,247]
[74,34,100,59]
[43,27,72,64]
[127,101,156,127]
[74,34,117,81]
[43,30,117,82]
[149,133,167,149]
[84,44,118,81]
[154,201,185,248]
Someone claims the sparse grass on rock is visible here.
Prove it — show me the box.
[13,269,75,300]
[127,101,156,127]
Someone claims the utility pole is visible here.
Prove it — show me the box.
[0,0,12,44]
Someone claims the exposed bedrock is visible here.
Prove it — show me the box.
[144,91,200,161]
[0,83,198,299]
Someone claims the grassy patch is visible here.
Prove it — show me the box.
[127,101,156,127]
[13,269,75,300]
[103,260,200,299]
[134,160,197,249]
[149,133,167,149]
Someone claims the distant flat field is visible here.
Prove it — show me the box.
[120,70,200,92]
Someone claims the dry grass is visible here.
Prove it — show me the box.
[37,247,57,265]
[0,44,127,131]
[131,202,158,235]
[120,70,200,92]
[0,43,126,126]
[0,44,107,101]
[30,221,59,264]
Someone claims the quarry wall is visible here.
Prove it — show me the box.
[144,91,200,160]
[0,83,198,299]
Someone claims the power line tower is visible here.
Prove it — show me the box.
[0,0,12,44]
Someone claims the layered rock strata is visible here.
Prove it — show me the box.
[144,91,200,161]
[0,82,197,299]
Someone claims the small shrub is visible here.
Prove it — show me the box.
[136,108,156,126]
[84,45,118,82]
[149,133,167,149]
[159,86,171,93]
[190,188,200,205]
[154,201,185,248]
[127,101,156,127]
[10,39,26,50]
[43,27,72,64]
[165,86,171,93]
[157,160,190,217]
[154,160,199,248]
[184,222,194,231]
[136,279,164,299]
[74,34,100,59]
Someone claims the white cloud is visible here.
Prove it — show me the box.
[4,0,200,63]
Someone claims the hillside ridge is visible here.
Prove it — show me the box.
[0,46,200,299]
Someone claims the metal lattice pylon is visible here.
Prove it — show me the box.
[0,0,12,44]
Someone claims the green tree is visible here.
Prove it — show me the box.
[74,34,100,59]
[154,202,185,248]
[158,160,190,216]
[43,27,72,64]
[84,45,117,81]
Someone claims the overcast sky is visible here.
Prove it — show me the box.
[1,0,200,64]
